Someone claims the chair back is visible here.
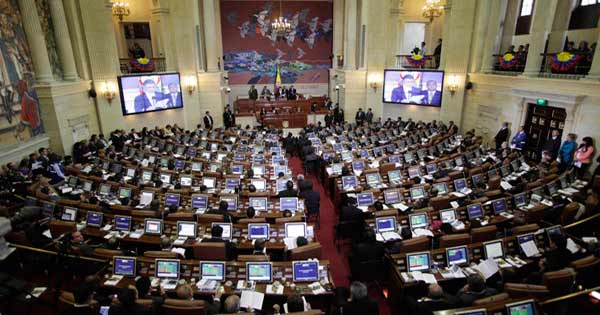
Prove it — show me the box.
[143,250,179,259]
[238,255,269,262]
[400,236,430,253]
[49,220,76,239]
[290,242,322,260]
[504,283,550,299]
[471,225,498,243]
[439,233,470,248]
[543,268,576,296]
[192,242,227,260]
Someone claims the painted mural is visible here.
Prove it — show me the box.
[0,0,44,146]
[36,0,62,79]
[220,0,333,85]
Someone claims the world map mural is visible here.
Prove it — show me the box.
[220,0,333,85]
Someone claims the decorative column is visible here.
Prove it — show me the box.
[438,0,452,70]
[18,0,54,83]
[480,0,508,73]
[343,0,357,70]
[49,0,79,80]
[522,0,559,77]
[203,0,220,72]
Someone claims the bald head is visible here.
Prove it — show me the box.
[428,284,444,299]
[224,295,240,313]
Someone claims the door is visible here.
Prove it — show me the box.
[523,103,566,161]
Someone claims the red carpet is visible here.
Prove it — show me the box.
[288,157,391,315]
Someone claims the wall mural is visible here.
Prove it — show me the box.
[35,0,62,79]
[220,0,333,85]
[0,0,44,146]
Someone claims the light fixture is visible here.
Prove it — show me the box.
[183,76,197,95]
[100,81,117,103]
[112,2,130,21]
[271,0,293,38]
[422,0,444,22]
[447,75,459,94]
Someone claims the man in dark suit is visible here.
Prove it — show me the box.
[355,108,366,125]
[203,111,214,129]
[108,285,156,315]
[422,80,442,106]
[248,85,258,100]
[391,75,422,103]
[164,83,183,108]
[277,180,298,198]
[494,122,510,151]
[134,79,165,113]
[543,129,562,160]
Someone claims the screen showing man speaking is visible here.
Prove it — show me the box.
[383,70,444,107]
[118,72,183,115]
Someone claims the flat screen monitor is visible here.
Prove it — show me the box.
[383,189,402,204]
[280,197,298,212]
[61,208,78,221]
[114,215,132,231]
[119,73,183,115]
[200,261,225,281]
[375,216,396,233]
[383,70,444,106]
[292,261,319,282]
[246,262,272,282]
[492,198,508,215]
[191,194,209,209]
[409,213,428,229]
[285,222,307,238]
[357,192,375,207]
[212,223,233,240]
[466,203,484,220]
[155,259,180,279]
[446,246,469,266]
[407,251,431,272]
[506,300,536,315]
[248,223,270,240]
[86,211,103,228]
[483,240,504,259]
[113,256,136,277]
[439,209,457,223]
[177,221,197,238]
[144,219,163,235]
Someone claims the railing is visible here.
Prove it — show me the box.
[492,53,527,75]
[395,54,439,69]
[539,52,593,79]
[119,57,166,74]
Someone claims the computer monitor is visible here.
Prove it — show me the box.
[446,246,469,266]
[99,184,111,196]
[251,178,266,191]
[454,178,468,191]
[410,186,426,200]
[383,189,402,204]
[387,170,402,184]
[114,215,132,231]
[280,197,298,212]
[492,198,508,215]
[180,175,192,187]
[514,193,527,207]
[292,261,319,282]
[202,177,216,189]
[61,207,78,221]
[432,182,449,195]
[366,173,382,186]
[246,262,272,282]
[406,251,430,272]
[191,194,208,209]
[285,222,307,238]
[454,309,487,315]
[248,223,270,240]
[144,219,163,235]
[375,216,397,233]
[342,176,358,189]
[408,167,421,178]
[506,300,536,315]
[439,209,457,223]
[86,211,103,228]
[483,240,505,259]
[357,192,375,207]
[155,259,180,279]
[176,221,197,238]
[200,261,225,281]
[113,256,136,277]
[220,196,238,211]
[212,223,233,240]
[118,187,132,199]
[409,213,428,229]
[466,203,484,220]
[249,197,268,211]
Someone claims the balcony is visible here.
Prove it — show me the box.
[395,54,438,69]
[119,58,166,74]
[538,52,593,80]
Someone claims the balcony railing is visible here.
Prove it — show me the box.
[119,58,166,74]
[539,52,593,80]
[395,54,439,69]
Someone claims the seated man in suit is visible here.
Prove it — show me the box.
[277,180,298,198]
[202,225,236,260]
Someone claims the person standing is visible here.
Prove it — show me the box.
[365,108,374,124]
[543,130,562,160]
[203,111,214,129]
[511,126,527,151]
[494,122,510,151]
[574,137,595,178]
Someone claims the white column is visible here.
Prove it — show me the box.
[343,0,357,70]
[481,0,508,72]
[18,0,54,83]
[438,0,452,69]
[203,0,220,71]
[49,0,79,80]
[522,0,559,77]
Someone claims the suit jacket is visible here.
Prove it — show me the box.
[421,90,442,105]
[164,92,182,108]
[543,137,561,159]
[495,127,509,145]
[391,87,422,103]
[134,92,165,113]
[108,303,155,315]
[203,115,214,129]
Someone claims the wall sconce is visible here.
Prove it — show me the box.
[447,75,459,94]
[100,81,117,103]
[183,76,197,95]
[220,86,231,94]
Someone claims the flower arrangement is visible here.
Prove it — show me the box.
[550,52,583,72]
[130,57,154,72]
[406,54,428,67]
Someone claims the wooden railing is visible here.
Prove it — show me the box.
[119,57,166,74]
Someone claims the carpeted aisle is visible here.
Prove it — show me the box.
[288,157,391,315]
